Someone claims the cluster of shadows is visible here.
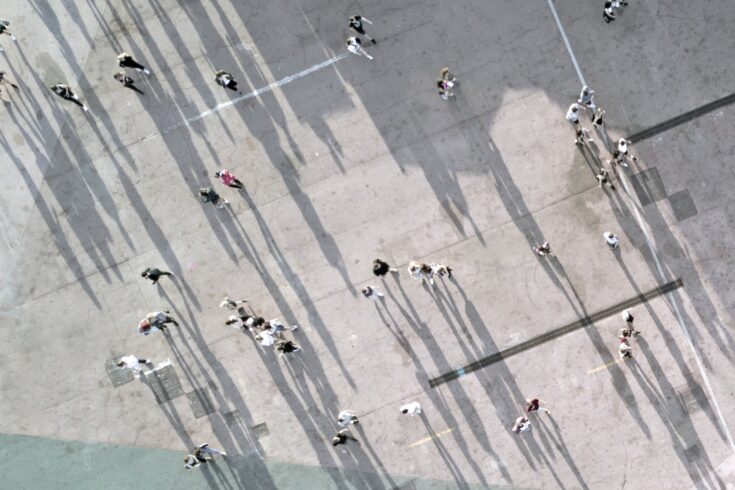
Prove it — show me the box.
[3,0,730,488]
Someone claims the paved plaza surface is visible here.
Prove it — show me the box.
[1,0,735,488]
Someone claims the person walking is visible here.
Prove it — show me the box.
[437,79,454,100]
[622,309,634,326]
[620,310,641,339]
[117,52,150,74]
[619,337,633,358]
[526,398,551,415]
[50,84,89,112]
[617,138,638,164]
[194,443,226,459]
[596,168,615,190]
[332,428,359,446]
[603,1,617,23]
[116,355,150,378]
[215,169,244,189]
[346,37,373,60]
[361,285,383,300]
[604,231,620,249]
[138,311,178,335]
[214,70,241,93]
[440,68,458,87]
[578,86,596,113]
[565,103,581,127]
[372,258,398,277]
[348,15,376,43]
[512,416,531,433]
[184,454,206,469]
[430,263,452,279]
[591,107,606,128]
[400,401,422,416]
[141,267,173,285]
[0,20,17,52]
[574,127,593,146]
[220,296,248,310]
[276,339,301,356]
[337,410,359,427]
[0,71,18,105]
[533,241,553,257]
[113,72,144,94]
[199,187,229,209]
[408,261,433,285]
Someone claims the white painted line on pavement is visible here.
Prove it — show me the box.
[139,52,351,143]
[617,172,735,454]
[546,0,586,87]
[546,0,735,454]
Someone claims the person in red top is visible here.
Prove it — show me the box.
[526,398,551,415]
[214,170,244,189]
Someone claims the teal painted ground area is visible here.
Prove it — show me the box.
[0,433,514,490]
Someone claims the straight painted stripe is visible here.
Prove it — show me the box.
[428,280,682,388]
[628,93,735,143]
[546,0,586,87]
[138,52,350,143]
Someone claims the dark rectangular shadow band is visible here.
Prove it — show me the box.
[428,279,683,388]
[628,93,735,143]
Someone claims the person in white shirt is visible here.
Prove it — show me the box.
[565,103,581,126]
[337,410,359,427]
[50,83,88,112]
[512,416,531,433]
[578,85,596,115]
[604,232,620,249]
[400,401,422,416]
[220,296,248,310]
[361,285,383,300]
[117,355,150,378]
[346,37,373,60]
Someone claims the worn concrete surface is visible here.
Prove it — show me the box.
[1,0,735,488]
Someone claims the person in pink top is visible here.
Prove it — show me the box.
[214,170,244,189]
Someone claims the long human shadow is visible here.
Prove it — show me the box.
[439,278,592,487]
[235,188,357,388]
[627,353,725,489]
[613,257,727,487]
[21,3,207,308]
[158,287,280,489]
[0,123,101,308]
[182,199,388,488]
[374,296,489,487]
[382,280,504,487]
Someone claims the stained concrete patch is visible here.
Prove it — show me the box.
[676,383,708,415]
[250,422,269,438]
[144,362,184,404]
[186,387,216,418]
[669,189,698,222]
[630,167,667,206]
[105,356,134,387]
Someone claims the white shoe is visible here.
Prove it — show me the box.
[143,68,150,75]
[11,35,16,41]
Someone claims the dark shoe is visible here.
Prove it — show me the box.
[371,39,377,44]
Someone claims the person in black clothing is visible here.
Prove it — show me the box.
[141,267,173,284]
[199,187,229,209]
[372,258,398,277]
[117,52,150,74]
[348,15,376,43]
[332,428,358,446]
[50,84,88,111]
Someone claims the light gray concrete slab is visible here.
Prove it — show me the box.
[2,0,735,488]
